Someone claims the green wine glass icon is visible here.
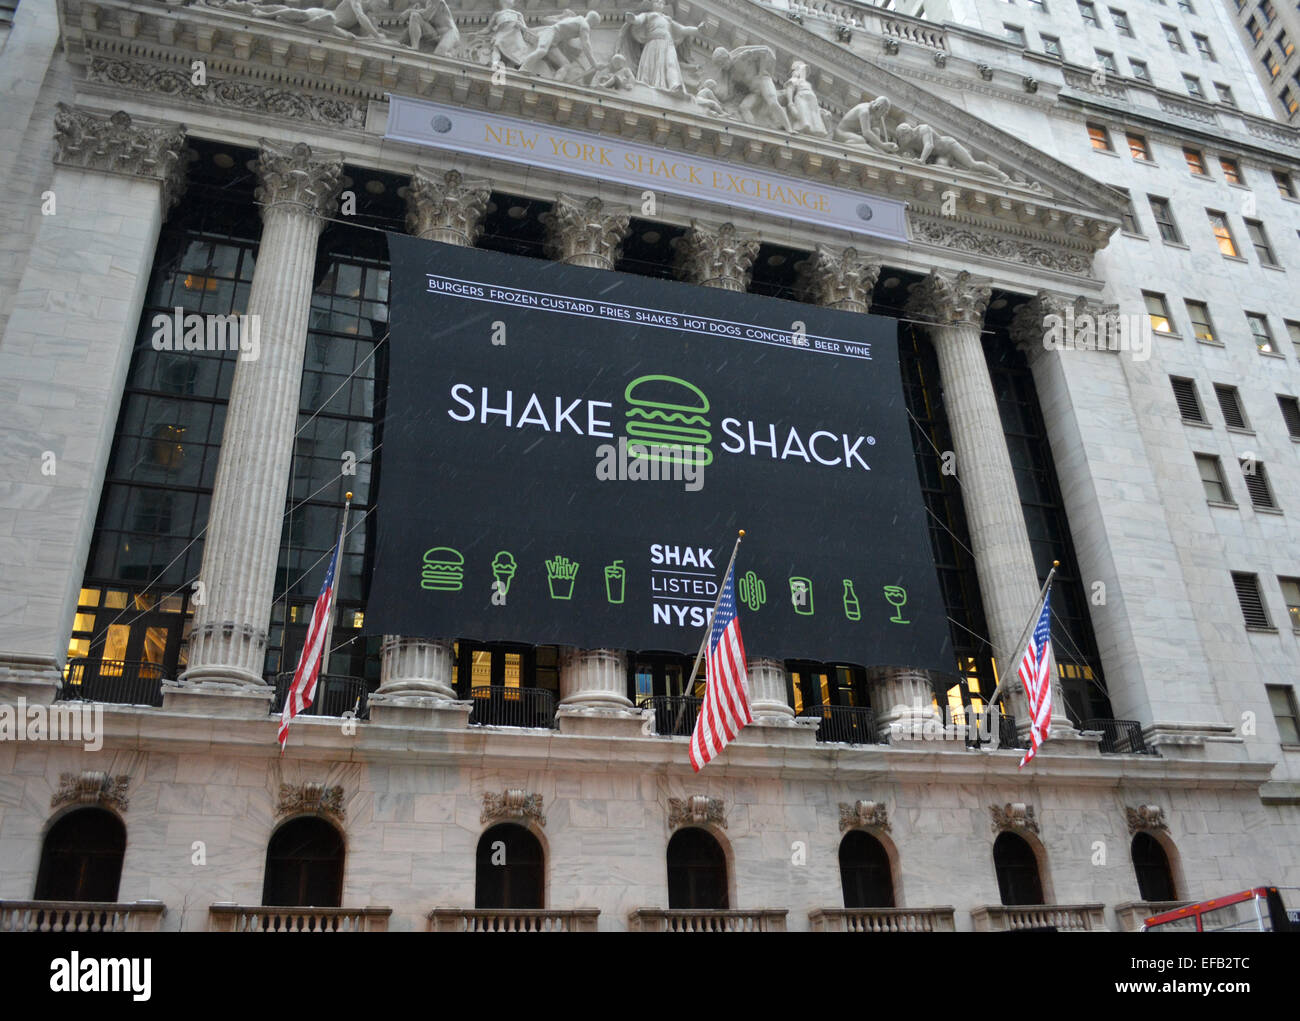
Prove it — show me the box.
[883,585,909,624]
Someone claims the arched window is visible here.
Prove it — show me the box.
[839,830,894,908]
[476,824,544,909]
[667,828,728,910]
[1132,832,1176,902]
[262,817,344,907]
[34,808,126,902]
[993,831,1044,906]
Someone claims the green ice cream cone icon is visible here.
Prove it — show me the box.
[491,551,516,597]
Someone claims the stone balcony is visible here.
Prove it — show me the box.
[808,906,957,931]
[428,908,600,932]
[1114,900,1190,931]
[0,899,166,932]
[970,903,1107,931]
[208,904,391,932]
[628,909,788,932]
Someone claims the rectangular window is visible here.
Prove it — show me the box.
[1275,170,1297,199]
[1127,132,1151,160]
[1287,320,1300,358]
[1244,220,1278,266]
[1110,8,1133,34]
[1260,0,1276,24]
[1087,122,1114,150]
[1171,376,1206,422]
[1219,157,1244,185]
[1042,33,1062,56]
[1005,23,1027,45]
[1279,30,1294,57]
[1027,0,1046,8]
[1215,82,1236,106]
[1208,211,1240,256]
[1263,51,1282,79]
[1241,458,1278,508]
[1195,453,1232,503]
[1278,581,1300,630]
[1276,394,1300,438]
[1215,383,1250,429]
[1116,187,1142,233]
[1148,196,1181,242]
[1232,572,1272,628]
[1286,87,1300,117]
[1246,17,1263,44]
[1163,24,1185,52]
[1268,685,1300,743]
[1184,299,1216,341]
[1193,33,1215,60]
[1130,58,1151,81]
[1079,0,1100,26]
[1096,49,1118,73]
[1144,291,1175,333]
[1183,147,1207,175]
[1183,74,1204,98]
[1246,312,1276,353]
[1177,0,1194,11]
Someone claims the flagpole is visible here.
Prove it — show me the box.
[981,560,1058,733]
[320,491,352,711]
[683,529,745,698]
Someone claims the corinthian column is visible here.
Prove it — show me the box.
[542,194,636,717]
[182,141,343,687]
[673,221,759,291]
[374,168,492,705]
[907,271,1065,733]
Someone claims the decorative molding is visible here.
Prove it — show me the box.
[838,799,890,833]
[796,243,882,311]
[909,217,1093,276]
[402,167,491,246]
[278,782,345,821]
[86,57,368,129]
[1126,804,1168,834]
[1009,290,1119,352]
[541,194,632,269]
[481,788,546,827]
[1022,76,1038,94]
[673,222,759,291]
[250,139,345,219]
[977,64,995,82]
[669,795,726,829]
[907,269,993,326]
[51,771,130,813]
[52,102,191,210]
[990,802,1038,834]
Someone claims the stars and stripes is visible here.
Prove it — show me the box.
[689,561,753,772]
[1017,584,1054,768]
[278,519,345,751]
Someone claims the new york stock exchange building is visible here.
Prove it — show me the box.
[2,0,1299,937]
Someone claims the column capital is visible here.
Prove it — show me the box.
[674,221,759,291]
[249,139,345,220]
[52,103,192,210]
[541,194,631,269]
[795,244,884,311]
[402,168,491,246]
[1008,290,1120,355]
[907,270,993,326]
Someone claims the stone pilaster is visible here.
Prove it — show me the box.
[673,222,759,291]
[747,656,795,722]
[541,194,631,269]
[402,168,490,246]
[908,272,1073,734]
[182,140,344,688]
[795,244,882,312]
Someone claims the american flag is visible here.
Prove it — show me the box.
[278,520,345,751]
[688,561,753,772]
[1017,584,1054,768]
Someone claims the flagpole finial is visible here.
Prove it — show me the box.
[1052,560,1059,567]
[345,491,353,501]
[738,529,745,538]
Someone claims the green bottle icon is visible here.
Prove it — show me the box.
[842,579,861,621]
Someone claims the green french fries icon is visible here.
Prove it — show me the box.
[738,570,766,612]
[546,555,580,600]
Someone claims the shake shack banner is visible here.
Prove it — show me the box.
[366,234,953,670]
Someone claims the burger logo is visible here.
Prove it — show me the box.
[623,374,713,466]
[421,546,464,591]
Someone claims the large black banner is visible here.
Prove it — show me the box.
[367,233,952,670]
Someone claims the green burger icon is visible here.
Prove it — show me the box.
[421,546,464,591]
[624,374,713,466]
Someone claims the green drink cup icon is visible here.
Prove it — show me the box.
[883,585,909,624]
[605,561,626,604]
[789,577,814,615]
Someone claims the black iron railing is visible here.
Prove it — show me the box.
[467,686,556,729]
[59,659,165,707]
[1085,718,1151,754]
[801,704,880,745]
[961,710,1023,749]
[646,695,703,736]
[271,673,370,720]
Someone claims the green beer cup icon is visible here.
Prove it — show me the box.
[605,560,626,604]
[789,576,814,615]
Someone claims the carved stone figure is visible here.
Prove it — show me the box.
[713,45,792,132]
[833,97,898,153]
[487,0,535,68]
[692,78,726,116]
[397,0,459,55]
[205,0,383,39]
[519,9,601,79]
[590,53,635,91]
[783,61,828,137]
[619,0,700,94]
[895,121,1013,183]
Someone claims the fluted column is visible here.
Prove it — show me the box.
[907,271,1057,731]
[673,221,759,292]
[543,194,635,711]
[182,141,343,686]
[375,168,492,699]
